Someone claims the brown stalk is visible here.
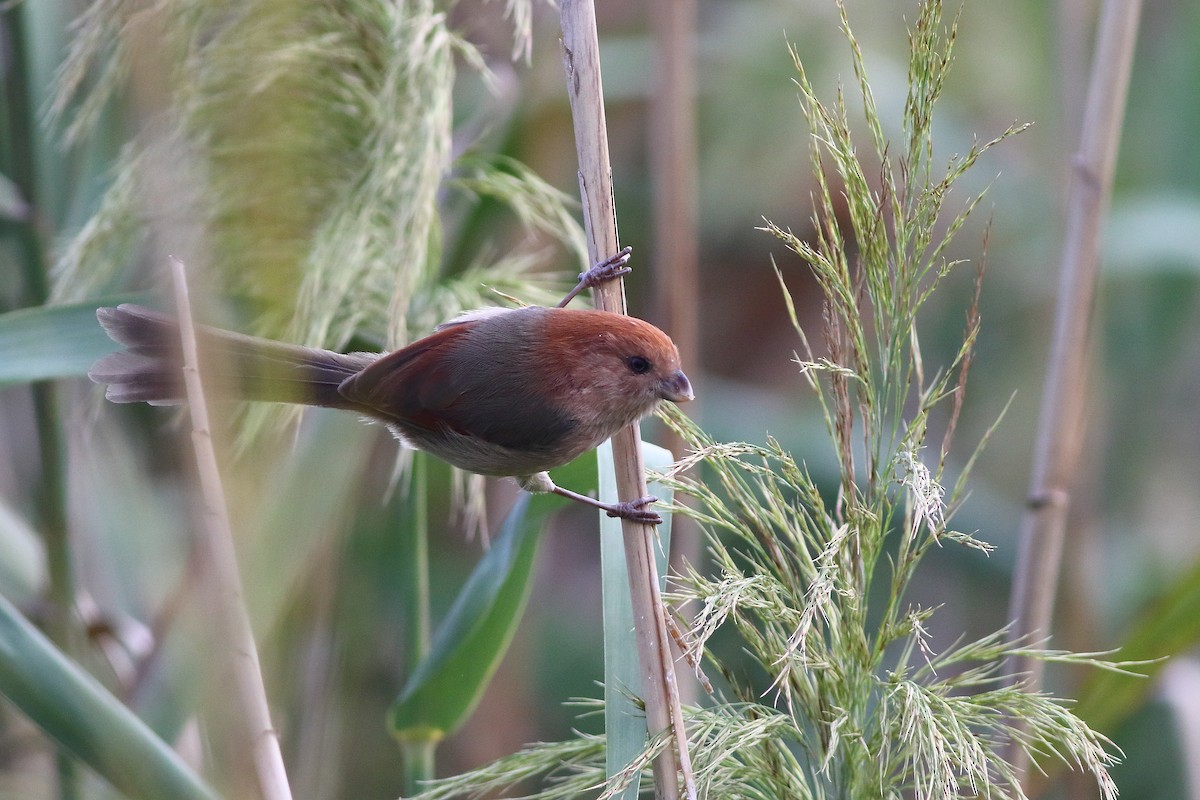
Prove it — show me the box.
[1005,0,1143,778]
[650,0,699,364]
[170,257,294,800]
[650,0,702,706]
[559,3,696,798]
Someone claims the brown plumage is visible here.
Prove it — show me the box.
[90,303,693,522]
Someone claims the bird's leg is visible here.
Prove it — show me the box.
[518,471,662,524]
[557,246,633,308]
[550,484,663,525]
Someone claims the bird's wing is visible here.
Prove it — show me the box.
[338,323,476,432]
[337,313,577,453]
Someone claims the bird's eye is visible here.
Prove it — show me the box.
[627,355,652,375]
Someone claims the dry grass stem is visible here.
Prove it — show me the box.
[170,257,293,800]
[560,1,696,797]
[1005,0,1145,774]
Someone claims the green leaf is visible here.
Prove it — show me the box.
[599,439,676,799]
[0,297,143,385]
[389,490,557,740]
[0,593,219,800]
[0,499,46,604]
[1076,558,1200,733]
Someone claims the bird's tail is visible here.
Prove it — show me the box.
[89,304,377,410]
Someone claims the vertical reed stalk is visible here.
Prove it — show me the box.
[170,258,294,800]
[560,2,696,796]
[1005,0,1144,777]
[650,0,702,709]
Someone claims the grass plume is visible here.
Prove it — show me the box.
[49,0,565,350]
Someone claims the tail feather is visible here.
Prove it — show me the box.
[89,305,377,410]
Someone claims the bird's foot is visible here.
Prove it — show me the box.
[547,481,662,525]
[603,495,662,525]
[557,246,633,307]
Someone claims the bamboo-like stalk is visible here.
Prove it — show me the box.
[1005,0,1143,777]
[169,258,294,800]
[559,4,696,798]
[1055,0,1092,143]
[650,0,702,708]
[651,0,699,360]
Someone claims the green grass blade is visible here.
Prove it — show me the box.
[389,491,557,741]
[0,592,219,800]
[0,297,144,385]
[1075,558,1200,732]
[599,439,675,798]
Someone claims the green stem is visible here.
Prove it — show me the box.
[1,7,47,299]
[32,383,71,627]
[400,739,436,797]
[399,453,433,792]
[3,7,79,798]
[402,453,431,669]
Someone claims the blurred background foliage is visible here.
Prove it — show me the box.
[0,0,1198,798]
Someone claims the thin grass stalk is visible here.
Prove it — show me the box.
[649,0,699,376]
[170,258,293,800]
[559,2,695,797]
[1005,0,1144,778]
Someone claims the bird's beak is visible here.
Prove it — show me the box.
[660,369,694,403]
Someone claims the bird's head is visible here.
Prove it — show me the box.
[541,309,693,435]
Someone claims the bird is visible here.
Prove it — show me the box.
[88,253,693,524]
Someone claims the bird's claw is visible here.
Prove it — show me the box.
[578,246,633,287]
[557,246,634,307]
[605,495,662,525]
